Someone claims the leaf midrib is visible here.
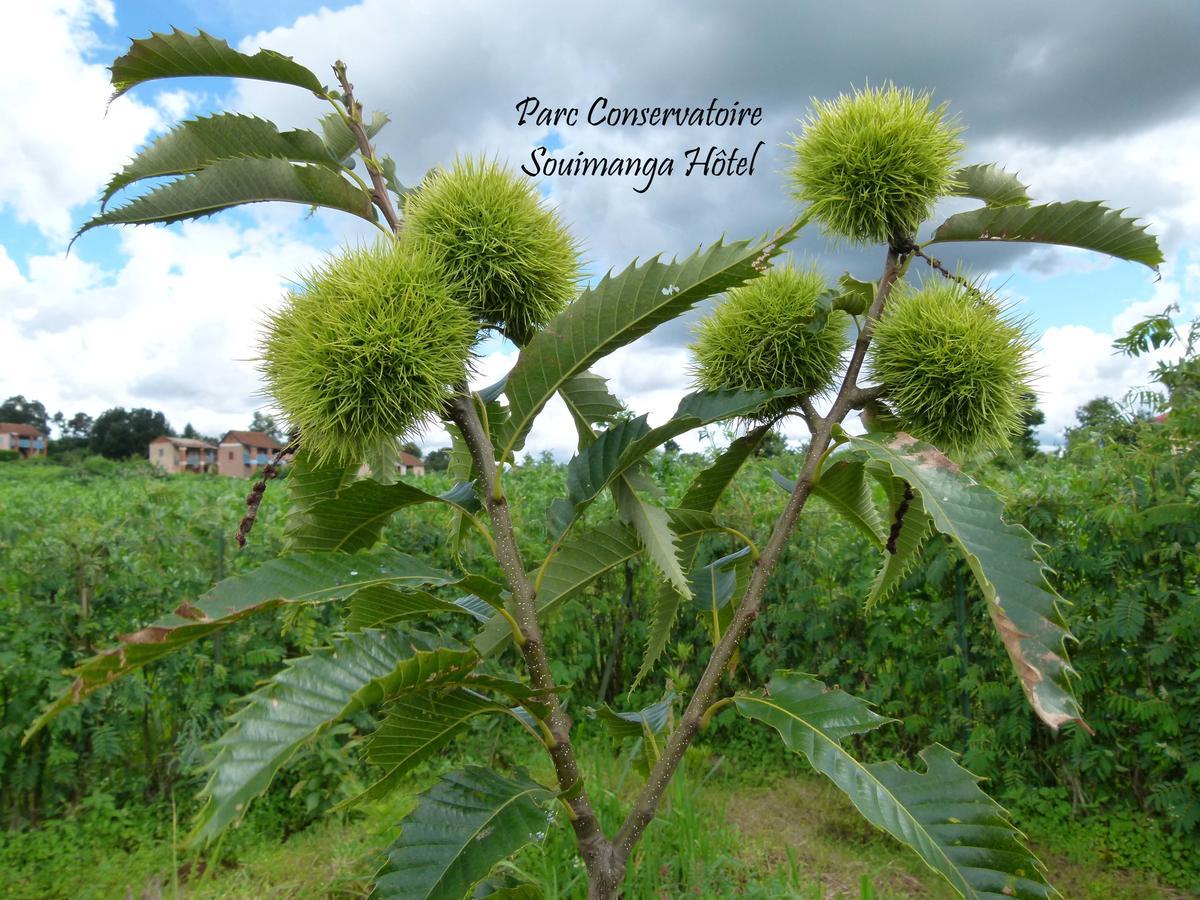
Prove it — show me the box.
[739,694,973,898]
[499,247,760,462]
[421,781,549,898]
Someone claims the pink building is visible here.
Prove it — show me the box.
[356,451,426,478]
[149,436,218,473]
[0,423,47,458]
[218,430,288,478]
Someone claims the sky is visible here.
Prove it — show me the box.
[2,0,1198,457]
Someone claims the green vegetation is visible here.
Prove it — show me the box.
[2,371,1197,894]
[404,155,582,346]
[260,239,476,467]
[692,265,849,417]
[6,26,1190,900]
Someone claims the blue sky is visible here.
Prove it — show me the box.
[2,0,1197,455]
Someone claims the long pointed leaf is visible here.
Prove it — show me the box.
[110,29,324,99]
[346,586,470,630]
[692,546,753,647]
[844,433,1088,731]
[192,627,476,843]
[499,221,802,462]
[867,476,933,608]
[372,767,554,900]
[775,460,886,548]
[285,451,478,553]
[950,163,1031,208]
[76,157,375,243]
[636,424,772,685]
[736,672,1054,899]
[928,200,1162,270]
[613,478,690,599]
[102,114,338,208]
[360,691,520,806]
[559,371,626,447]
[474,522,642,658]
[24,550,454,737]
[559,389,781,539]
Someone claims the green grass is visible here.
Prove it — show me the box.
[3,747,1189,899]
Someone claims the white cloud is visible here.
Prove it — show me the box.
[0,214,324,435]
[1032,260,1197,442]
[2,0,1198,461]
[971,110,1200,271]
[0,1,164,240]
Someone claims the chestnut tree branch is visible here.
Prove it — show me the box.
[614,244,905,858]
[333,61,402,235]
[446,393,624,893]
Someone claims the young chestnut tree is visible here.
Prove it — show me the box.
[28,32,1165,899]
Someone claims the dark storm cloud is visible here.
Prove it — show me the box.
[234,0,1193,354]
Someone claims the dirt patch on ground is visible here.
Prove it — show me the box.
[719,778,950,898]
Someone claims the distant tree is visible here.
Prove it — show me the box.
[182,422,200,439]
[0,395,49,432]
[49,411,95,455]
[1014,392,1045,458]
[63,412,93,440]
[423,447,451,471]
[753,429,788,458]
[249,411,284,440]
[663,438,681,454]
[1066,396,1135,451]
[400,441,423,460]
[90,407,173,459]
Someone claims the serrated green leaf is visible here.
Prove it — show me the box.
[928,200,1162,271]
[595,695,675,774]
[24,549,451,739]
[474,522,643,658]
[679,424,773,515]
[844,433,1087,731]
[346,586,468,630]
[693,546,753,645]
[101,114,339,209]
[559,371,626,447]
[285,450,478,553]
[474,510,725,659]
[613,478,690,599]
[499,220,802,462]
[737,671,1054,899]
[75,157,374,244]
[774,459,886,548]
[318,109,388,165]
[192,627,476,843]
[637,424,772,686]
[558,389,782,540]
[950,163,1032,208]
[372,767,554,900]
[594,695,674,742]
[866,476,933,608]
[351,689,523,808]
[110,29,324,99]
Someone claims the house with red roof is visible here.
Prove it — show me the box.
[218,430,290,478]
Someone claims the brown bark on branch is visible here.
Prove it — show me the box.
[613,245,905,859]
[333,61,402,235]
[446,395,625,896]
